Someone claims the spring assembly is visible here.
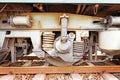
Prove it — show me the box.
[42,32,55,51]
[73,41,84,57]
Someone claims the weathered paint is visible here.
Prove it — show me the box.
[0,13,104,30]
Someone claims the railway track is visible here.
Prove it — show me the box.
[0,56,120,80]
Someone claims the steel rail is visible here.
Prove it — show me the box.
[0,66,120,74]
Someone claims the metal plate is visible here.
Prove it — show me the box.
[45,53,73,66]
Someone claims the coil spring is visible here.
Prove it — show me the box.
[73,41,84,56]
[42,32,55,51]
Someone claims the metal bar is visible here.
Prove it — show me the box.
[60,14,68,37]
[95,43,98,62]
[17,56,44,60]
[89,35,93,62]
[0,66,120,74]
[0,31,6,49]
[80,4,86,14]
[76,4,81,14]
[0,4,7,13]
[17,56,105,60]
[9,38,16,63]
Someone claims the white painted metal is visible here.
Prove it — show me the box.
[76,30,82,42]
[46,14,82,63]
[55,38,71,53]
[102,73,119,80]
[76,30,89,42]
[60,14,68,37]
[31,13,59,29]
[0,31,6,49]
[57,49,74,62]
[1,12,119,64]
[56,34,80,62]
[0,30,44,58]
[68,14,103,29]
[23,13,103,30]
[106,16,120,26]
[54,14,71,53]
[0,13,104,30]
[9,16,31,27]
[99,30,120,50]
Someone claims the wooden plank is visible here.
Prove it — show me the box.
[0,66,119,74]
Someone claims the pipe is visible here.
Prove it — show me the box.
[0,4,7,13]
[76,4,81,14]
[80,4,86,14]
[106,16,120,26]
[33,4,44,12]
[9,16,31,27]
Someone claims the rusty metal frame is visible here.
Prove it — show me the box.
[0,66,120,74]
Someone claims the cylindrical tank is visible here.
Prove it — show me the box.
[106,16,120,26]
[9,16,31,27]
[99,29,120,55]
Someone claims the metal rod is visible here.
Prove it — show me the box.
[0,4,7,13]
[76,4,81,14]
[95,43,98,62]
[60,14,68,37]
[10,38,16,63]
